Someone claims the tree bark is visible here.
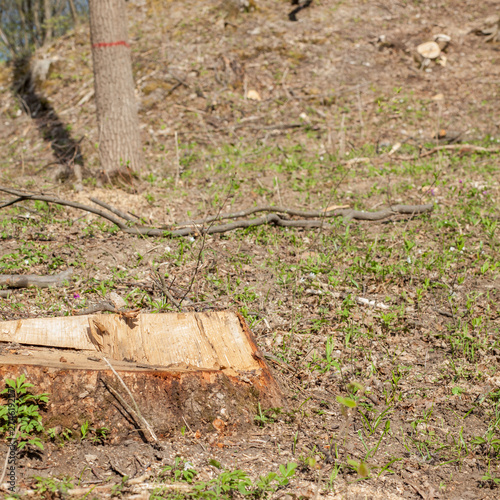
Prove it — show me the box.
[42,0,52,45]
[88,0,143,181]
[16,0,30,49]
[33,0,42,46]
[67,0,77,24]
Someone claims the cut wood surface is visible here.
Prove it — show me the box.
[0,311,260,371]
[0,311,283,437]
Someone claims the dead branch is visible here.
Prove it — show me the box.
[174,205,346,226]
[0,186,127,229]
[396,144,499,161]
[65,479,191,497]
[0,186,434,238]
[102,357,159,446]
[0,269,73,289]
[90,197,136,222]
[289,0,313,22]
[72,301,117,316]
[150,269,182,310]
[340,204,433,222]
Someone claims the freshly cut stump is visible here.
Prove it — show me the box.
[0,311,283,442]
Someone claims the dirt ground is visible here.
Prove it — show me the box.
[1,0,500,498]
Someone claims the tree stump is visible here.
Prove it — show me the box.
[0,311,284,443]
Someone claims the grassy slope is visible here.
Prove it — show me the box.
[0,0,500,498]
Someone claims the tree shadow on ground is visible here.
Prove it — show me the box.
[11,53,84,179]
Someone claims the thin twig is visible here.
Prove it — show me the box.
[396,144,499,161]
[178,184,234,307]
[102,357,159,446]
[175,131,180,186]
[181,416,207,452]
[150,268,182,310]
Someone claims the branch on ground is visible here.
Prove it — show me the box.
[395,143,499,161]
[0,186,434,238]
[0,269,73,297]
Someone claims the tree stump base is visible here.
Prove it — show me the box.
[0,311,284,442]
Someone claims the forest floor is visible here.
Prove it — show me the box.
[1,0,500,498]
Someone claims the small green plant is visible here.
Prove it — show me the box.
[110,475,129,497]
[347,458,370,477]
[0,374,48,450]
[254,403,275,426]
[160,457,198,483]
[92,426,110,445]
[61,428,73,441]
[80,420,90,440]
[277,462,297,485]
[480,461,500,487]
[156,458,297,499]
[33,476,74,495]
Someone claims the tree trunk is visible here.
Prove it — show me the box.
[67,0,77,24]
[33,0,42,47]
[42,0,52,45]
[16,0,30,49]
[88,0,142,181]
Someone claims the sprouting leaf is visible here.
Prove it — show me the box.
[358,461,370,477]
[336,396,357,408]
[209,459,222,469]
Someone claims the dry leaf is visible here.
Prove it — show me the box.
[212,418,226,433]
[246,89,261,101]
[417,41,441,59]
[388,142,402,156]
[325,204,349,211]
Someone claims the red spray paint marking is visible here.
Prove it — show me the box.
[92,41,130,49]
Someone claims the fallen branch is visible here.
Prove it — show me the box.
[90,197,136,222]
[0,186,434,237]
[66,477,192,497]
[102,357,159,447]
[0,186,127,229]
[338,204,433,222]
[396,144,499,161]
[0,269,73,289]
[72,301,117,316]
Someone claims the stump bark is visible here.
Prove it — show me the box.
[0,311,283,442]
